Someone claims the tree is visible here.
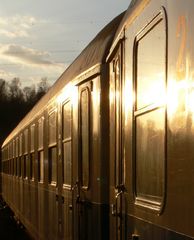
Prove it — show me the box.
[36,77,50,100]
[23,85,36,102]
[0,77,50,145]
[0,79,9,102]
[8,78,23,102]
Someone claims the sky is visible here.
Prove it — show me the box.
[0,0,130,87]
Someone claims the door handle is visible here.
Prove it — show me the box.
[111,191,122,216]
[111,185,125,217]
[116,190,122,199]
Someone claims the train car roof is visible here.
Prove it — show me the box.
[108,0,150,57]
[2,11,126,147]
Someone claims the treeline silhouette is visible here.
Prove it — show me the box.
[0,77,50,144]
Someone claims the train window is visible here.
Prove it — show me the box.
[29,124,36,180]
[23,129,28,178]
[13,140,16,175]
[136,109,165,200]
[8,145,10,175]
[38,117,44,182]
[38,117,44,149]
[16,137,19,176]
[30,153,35,180]
[30,125,35,152]
[18,133,23,177]
[8,160,10,175]
[9,159,11,175]
[12,140,14,158]
[2,160,3,173]
[62,100,72,186]
[134,15,166,209]
[3,149,5,160]
[5,146,8,160]
[4,148,7,160]
[24,129,28,154]
[9,143,13,175]
[80,87,90,188]
[19,134,22,156]
[8,144,10,160]
[111,49,123,188]
[49,147,57,183]
[16,138,18,158]
[3,161,5,174]
[48,110,57,184]
[9,141,13,175]
[136,19,165,110]
[2,149,4,161]
[23,155,27,178]
[11,159,14,176]
[18,157,21,177]
[15,158,18,176]
[49,110,57,145]
[38,151,44,182]
[63,101,71,139]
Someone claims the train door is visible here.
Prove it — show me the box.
[57,98,73,240]
[61,99,73,239]
[109,43,125,240]
[47,107,59,239]
[72,80,92,240]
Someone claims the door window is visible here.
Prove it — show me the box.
[79,85,91,189]
[48,110,57,184]
[134,14,166,208]
[62,100,72,186]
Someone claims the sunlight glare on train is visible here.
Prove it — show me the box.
[109,87,114,106]
[57,83,77,104]
[136,71,166,109]
[124,78,133,108]
[167,78,194,116]
[167,79,181,117]
[167,58,194,116]
[92,87,100,133]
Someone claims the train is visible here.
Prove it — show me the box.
[1,0,194,239]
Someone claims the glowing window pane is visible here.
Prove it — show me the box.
[38,118,44,149]
[80,88,90,188]
[136,108,165,201]
[49,111,57,145]
[136,20,165,109]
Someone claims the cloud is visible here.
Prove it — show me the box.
[0,44,65,71]
[0,69,15,79]
[0,15,36,38]
[0,29,28,38]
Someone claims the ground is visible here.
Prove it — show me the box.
[0,197,31,240]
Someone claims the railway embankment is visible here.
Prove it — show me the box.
[0,197,31,239]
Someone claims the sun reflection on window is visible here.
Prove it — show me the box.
[167,76,194,117]
[57,83,77,104]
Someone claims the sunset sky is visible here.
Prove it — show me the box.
[0,0,130,87]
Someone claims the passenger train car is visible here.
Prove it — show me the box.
[1,0,194,239]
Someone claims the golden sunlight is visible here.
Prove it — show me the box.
[57,83,77,104]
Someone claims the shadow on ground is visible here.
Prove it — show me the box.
[0,197,31,240]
